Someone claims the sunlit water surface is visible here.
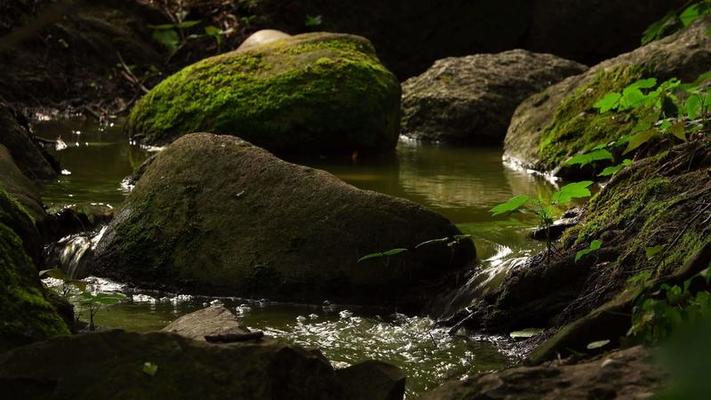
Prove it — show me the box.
[35,118,555,397]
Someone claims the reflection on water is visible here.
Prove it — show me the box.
[34,118,556,398]
[34,118,151,208]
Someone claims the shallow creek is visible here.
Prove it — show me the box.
[35,117,554,397]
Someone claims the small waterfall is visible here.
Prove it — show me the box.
[50,226,108,279]
[433,244,529,323]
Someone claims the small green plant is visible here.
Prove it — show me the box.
[490,181,594,260]
[642,1,711,45]
[143,361,159,377]
[42,268,125,331]
[149,20,202,53]
[566,72,710,178]
[575,239,602,263]
[357,235,471,265]
[77,291,126,331]
[628,268,711,344]
[305,14,323,28]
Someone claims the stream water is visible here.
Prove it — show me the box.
[35,117,554,397]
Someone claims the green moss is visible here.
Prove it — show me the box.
[537,65,651,171]
[574,147,709,279]
[128,33,401,155]
[0,188,69,352]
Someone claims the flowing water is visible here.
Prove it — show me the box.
[35,117,555,397]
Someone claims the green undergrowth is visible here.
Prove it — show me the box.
[128,33,400,154]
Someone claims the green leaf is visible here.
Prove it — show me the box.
[151,29,180,51]
[645,245,664,260]
[598,159,633,177]
[685,94,703,119]
[357,248,408,263]
[586,339,611,350]
[628,78,658,90]
[204,25,221,36]
[669,121,686,141]
[304,14,323,27]
[143,362,158,376]
[490,195,529,216]
[94,293,125,305]
[509,328,544,339]
[175,20,201,29]
[593,92,622,113]
[623,129,657,155]
[575,239,603,262]
[552,181,593,205]
[565,149,613,167]
[679,4,701,27]
[620,87,646,109]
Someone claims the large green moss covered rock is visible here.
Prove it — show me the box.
[504,18,711,177]
[127,32,401,156]
[0,186,69,353]
[0,329,405,400]
[91,133,473,307]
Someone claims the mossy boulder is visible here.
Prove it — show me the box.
[91,133,474,307]
[0,186,69,353]
[127,32,401,156]
[0,329,404,400]
[440,137,710,349]
[401,50,586,144]
[504,18,711,177]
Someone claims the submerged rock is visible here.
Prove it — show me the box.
[401,50,586,144]
[128,32,401,157]
[423,346,666,400]
[504,18,711,177]
[91,133,474,307]
[0,329,405,400]
[162,305,252,341]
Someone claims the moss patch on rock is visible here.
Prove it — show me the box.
[128,32,401,156]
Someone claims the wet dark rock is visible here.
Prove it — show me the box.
[423,346,666,400]
[39,204,114,243]
[0,105,58,181]
[529,210,581,242]
[162,305,253,341]
[337,360,406,400]
[401,50,586,144]
[0,329,405,400]
[91,133,474,308]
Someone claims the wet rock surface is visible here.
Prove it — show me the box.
[423,346,665,400]
[162,305,253,341]
[401,50,586,144]
[0,329,405,400]
[91,133,474,307]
